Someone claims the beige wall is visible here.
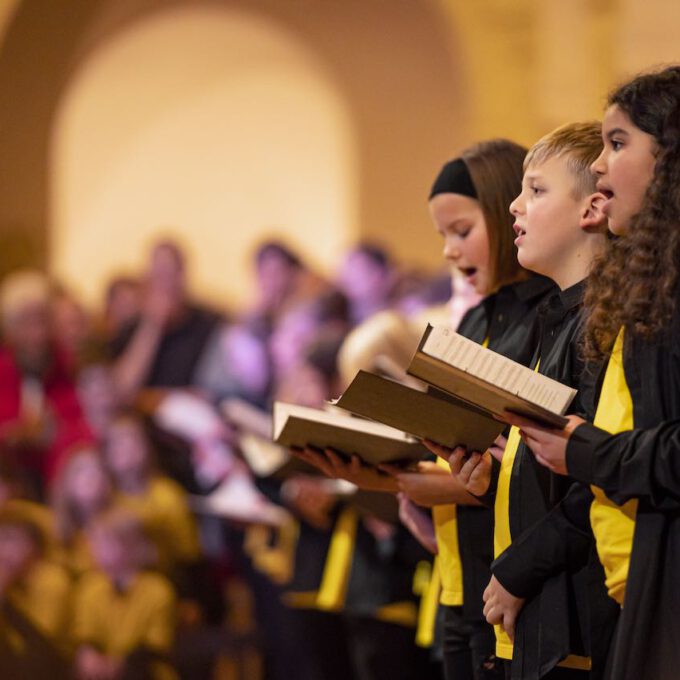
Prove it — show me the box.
[50,5,358,308]
[439,0,680,144]
[0,0,679,306]
[0,0,462,301]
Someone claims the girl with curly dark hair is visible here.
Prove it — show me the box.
[502,65,680,680]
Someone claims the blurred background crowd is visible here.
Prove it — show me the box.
[0,236,464,679]
[0,1,677,678]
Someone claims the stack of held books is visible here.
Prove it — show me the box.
[336,324,575,448]
[271,324,576,471]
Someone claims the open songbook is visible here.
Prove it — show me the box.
[335,370,504,452]
[272,402,429,465]
[406,325,577,428]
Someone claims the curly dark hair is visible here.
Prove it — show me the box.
[583,65,680,357]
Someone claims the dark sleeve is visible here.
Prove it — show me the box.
[567,420,680,510]
[491,483,594,599]
[395,526,432,567]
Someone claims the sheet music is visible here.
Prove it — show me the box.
[422,326,575,415]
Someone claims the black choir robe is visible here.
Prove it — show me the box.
[565,288,680,680]
[492,280,615,680]
[453,275,555,625]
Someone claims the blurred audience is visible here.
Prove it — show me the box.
[0,233,453,679]
[0,512,72,677]
[73,508,177,680]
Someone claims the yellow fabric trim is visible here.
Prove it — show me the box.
[375,601,418,627]
[73,571,175,656]
[496,640,514,660]
[244,518,300,586]
[558,655,592,670]
[590,328,637,606]
[415,558,441,647]
[412,559,432,597]
[6,560,72,654]
[493,424,522,655]
[281,590,319,609]
[500,646,594,669]
[316,507,359,612]
[493,360,540,657]
[433,457,464,606]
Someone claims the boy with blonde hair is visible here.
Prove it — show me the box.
[439,122,615,679]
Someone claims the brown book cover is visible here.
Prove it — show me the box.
[335,370,504,451]
[272,402,428,466]
[407,325,576,429]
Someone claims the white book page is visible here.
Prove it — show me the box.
[421,326,575,415]
[273,402,416,442]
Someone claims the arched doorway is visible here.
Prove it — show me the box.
[0,0,465,287]
[50,5,358,308]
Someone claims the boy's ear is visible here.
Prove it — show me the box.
[580,192,608,232]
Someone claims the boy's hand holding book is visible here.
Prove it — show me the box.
[503,412,586,476]
[447,448,494,498]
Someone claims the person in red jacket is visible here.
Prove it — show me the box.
[0,270,84,497]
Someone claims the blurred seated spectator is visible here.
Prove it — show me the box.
[51,447,115,577]
[0,454,54,553]
[269,290,349,391]
[73,508,177,680]
[0,270,84,497]
[336,243,395,325]
[51,287,93,373]
[102,413,200,576]
[104,276,142,340]
[274,329,347,408]
[193,321,272,410]
[0,511,72,676]
[249,240,328,334]
[111,239,222,403]
[390,269,453,319]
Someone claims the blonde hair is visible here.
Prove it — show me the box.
[338,310,420,388]
[524,121,602,198]
[0,269,50,330]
